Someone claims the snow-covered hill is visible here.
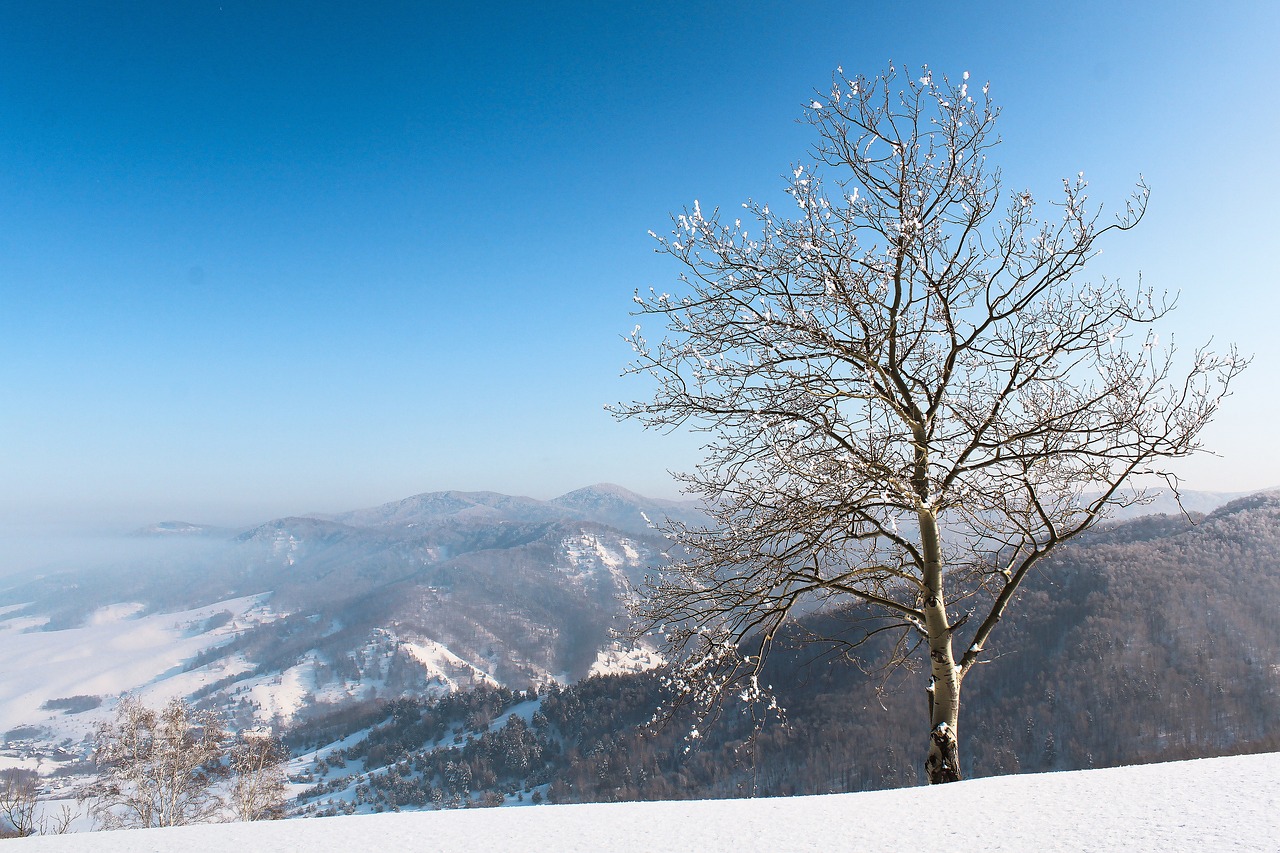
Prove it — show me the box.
[318,483,706,536]
[0,593,277,742]
[0,485,685,755]
[9,752,1278,851]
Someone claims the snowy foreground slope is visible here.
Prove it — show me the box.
[13,752,1279,852]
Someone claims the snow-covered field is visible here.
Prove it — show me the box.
[0,594,277,740]
[10,751,1278,851]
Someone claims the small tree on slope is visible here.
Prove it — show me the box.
[615,64,1245,784]
[85,696,229,828]
[228,729,288,821]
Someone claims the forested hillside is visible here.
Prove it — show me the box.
[290,493,1280,813]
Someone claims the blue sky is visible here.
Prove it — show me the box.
[1,0,1277,529]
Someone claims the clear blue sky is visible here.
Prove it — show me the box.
[1,0,1277,530]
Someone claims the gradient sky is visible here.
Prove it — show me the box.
[1,0,1277,532]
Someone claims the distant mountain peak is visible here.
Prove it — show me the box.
[324,490,563,530]
[287,484,704,537]
[557,483,647,499]
[552,482,690,506]
[147,521,205,533]
[549,484,704,535]
[131,521,236,538]
[234,516,364,546]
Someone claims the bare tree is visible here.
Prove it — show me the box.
[85,696,230,828]
[616,63,1245,784]
[0,768,78,837]
[228,729,288,821]
[38,802,77,836]
[0,768,38,837]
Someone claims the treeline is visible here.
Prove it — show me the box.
[293,494,1280,808]
[294,677,688,814]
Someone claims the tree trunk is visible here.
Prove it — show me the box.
[925,666,962,784]
[919,506,963,784]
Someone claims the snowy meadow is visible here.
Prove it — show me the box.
[9,752,1278,852]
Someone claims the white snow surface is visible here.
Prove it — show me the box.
[401,638,500,690]
[0,594,276,738]
[588,640,664,677]
[10,752,1279,851]
[561,532,637,580]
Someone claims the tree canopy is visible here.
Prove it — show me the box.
[616,63,1245,782]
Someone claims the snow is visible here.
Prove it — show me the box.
[216,631,491,726]
[8,752,1278,851]
[85,602,147,626]
[0,594,276,739]
[587,641,664,677]
[400,639,499,690]
[561,533,640,588]
[268,530,299,566]
[238,659,317,724]
[0,613,51,634]
[482,698,540,734]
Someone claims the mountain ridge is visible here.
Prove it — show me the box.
[1,485,686,748]
[5,481,1277,804]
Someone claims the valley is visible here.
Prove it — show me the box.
[4,484,1279,824]
[0,484,698,763]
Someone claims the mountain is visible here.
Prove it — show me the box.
[4,483,1278,812]
[323,491,567,529]
[276,492,1280,812]
[1099,486,1260,520]
[132,521,241,538]
[0,485,685,750]
[319,483,706,536]
[549,483,706,535]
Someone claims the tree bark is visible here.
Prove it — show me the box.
[926,675,962,784]
[919,508,963,784]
